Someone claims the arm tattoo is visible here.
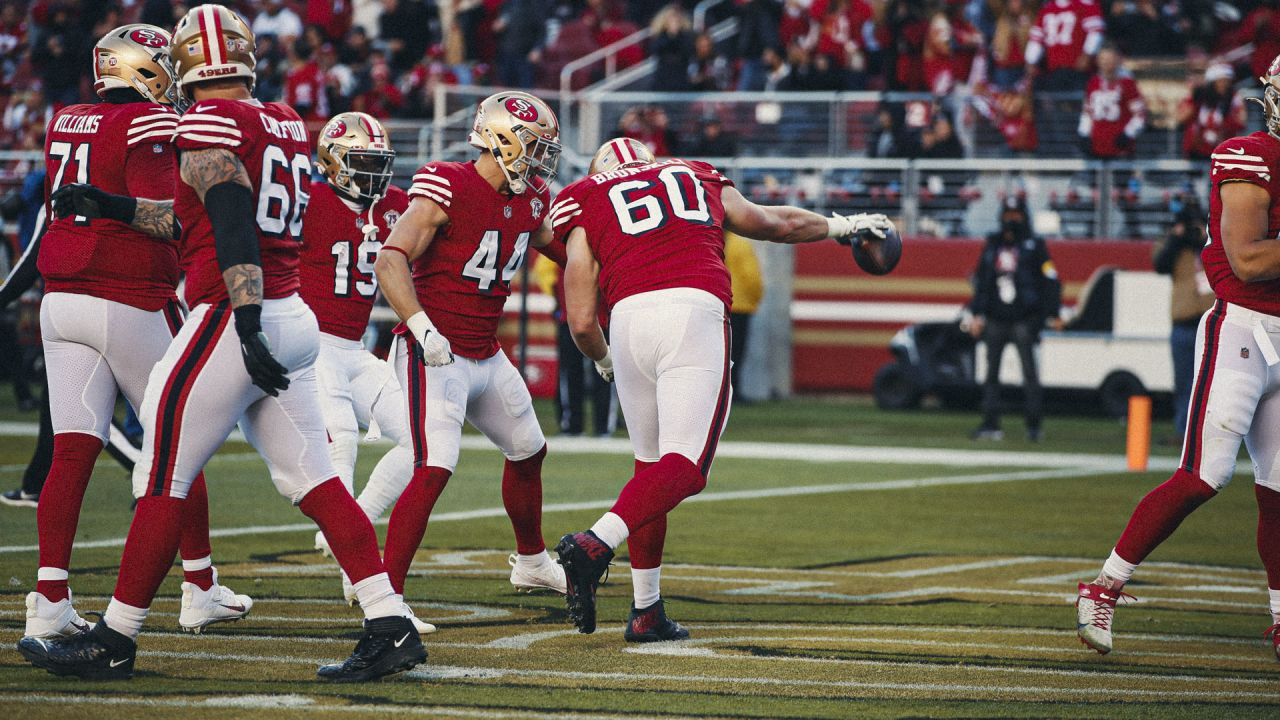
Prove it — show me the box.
[132,199,177,240]
[223,263,264,309]
[180,148,251,202]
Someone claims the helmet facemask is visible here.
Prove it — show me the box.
[1253,81,1280,141]
[333,147,396,203]
[482,124,561,195]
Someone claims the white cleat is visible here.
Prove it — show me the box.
[509,553,568,595]
[23,590,90,639]
[1076,582,1133,654]
[405,605,437,635]
[315,530,333,558]
[179,571,253,634]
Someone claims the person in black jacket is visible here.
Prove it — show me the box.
[967,197,1062,441]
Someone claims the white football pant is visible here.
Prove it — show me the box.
[314,332,413,516]
[41,292,185,440]
[1181,300,1280,492]
[610,287,732,472]
[130,295,338,502]
[394,338,545,471]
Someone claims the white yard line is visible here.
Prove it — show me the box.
[7,645,1271,700]
[0,421,1178,471]
[3,693,696,720]
[0,467,1107,554]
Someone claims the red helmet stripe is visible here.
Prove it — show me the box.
[361,115,383,144]
[613,138,633,164]
[199,5,224,67]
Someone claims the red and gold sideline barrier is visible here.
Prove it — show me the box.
[793,238,1157,392]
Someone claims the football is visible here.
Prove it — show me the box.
[851,223,902,275]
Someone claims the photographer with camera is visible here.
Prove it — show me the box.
[1154,198,1215,439]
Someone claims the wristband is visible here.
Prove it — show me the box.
[406,311,434,345]
[101,193,138,225]
[597,350,613,369]
[233,303,263,339]
[381,245,410,262]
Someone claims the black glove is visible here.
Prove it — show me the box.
[1077,136,1093,157]
[50,183,137,223]
[1115,133,1135,153]
[233,304,290,396]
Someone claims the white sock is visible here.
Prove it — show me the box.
[353,572,404,620]
[515,550,551,568]
[357,445,414,522]
[632,566,661,609]
[104,597,149,640]
[590,512,630,550]
[181,555,212,572]
[1270,588,1280,621]
[1101,549,1138,584]
[37,567,69,582]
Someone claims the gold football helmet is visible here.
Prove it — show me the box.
[171,4,256,100]
[589,137,656,175]
[93,24,176,105]
[467,91,560,194]
[317,112,396,204]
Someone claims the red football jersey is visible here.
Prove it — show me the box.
[173,98,312,308]
[299,182,409,341]
[550,159,734,309]
[406,161,550,359]
[37,102,179,311]
[1080,75,1145,158]
[1204,132,1280,316]
[1028,0,1104,72]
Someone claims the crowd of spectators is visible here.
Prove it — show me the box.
[0,0,1273,164]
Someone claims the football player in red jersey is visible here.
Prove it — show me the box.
[18,5,425,682]
[550,138,895,638]
[19,23,251,642]
[1076,54,1280,661]
[373,91,568,603]
[1076,44,1146,159]
[300,112,432,632]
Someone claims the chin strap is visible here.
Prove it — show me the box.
[362,194,383,241]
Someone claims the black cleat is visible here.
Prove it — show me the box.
[624,598,690,643]
[554,530,614,634]
[17,620,136,679]
[317,615,427,682]
[0,488,39,508]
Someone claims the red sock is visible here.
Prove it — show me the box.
[179,472,214,590]
[36,432,104,602]
[1257,485,1280,590]
[625,460,665,569]
[112,495,185,608]
[299,478,387,586]
[1115,468,1217,565]
[610,453,705,531]
[502,445,546,555]
[382,466,451,594]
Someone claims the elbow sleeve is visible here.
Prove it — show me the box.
[206,182,260,272]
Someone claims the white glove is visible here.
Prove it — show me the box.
[594,350,615,383]
[828,213,893,243]
[406,311,454,366]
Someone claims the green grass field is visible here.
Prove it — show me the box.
[0,397,1276,718]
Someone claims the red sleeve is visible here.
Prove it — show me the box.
[549,184,587,245]
[538,237,567,267]
[688,160,736,190]
[174,99,245,153]
[124,143,176,200]
[408,163,456,216]
[1082,1,1105,32]
[1212,137,1274,188]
